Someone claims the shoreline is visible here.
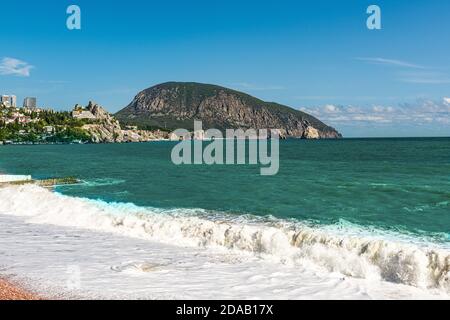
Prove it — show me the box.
[1,137,450,148]
[0,185,449,299]
[0,278,42,300]
[0,139,171,146]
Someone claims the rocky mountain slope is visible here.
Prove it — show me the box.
[115,82,341,139]
[81,101,168,143]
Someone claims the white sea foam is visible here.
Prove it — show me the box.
[79,178,126,187]
[0,184,449,298]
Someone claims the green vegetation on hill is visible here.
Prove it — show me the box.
[159,82,336,132]
[0,106,93,143]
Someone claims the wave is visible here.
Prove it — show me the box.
[0,184,449,292]
[78,178,126,187]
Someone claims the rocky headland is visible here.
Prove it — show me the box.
[78,101,169,143]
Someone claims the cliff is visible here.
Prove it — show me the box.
[80,102,168,143]
[115,82,342,139]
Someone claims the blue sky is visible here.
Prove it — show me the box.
[1,0,449,137]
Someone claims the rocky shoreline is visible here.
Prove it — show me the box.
[75,101,170,143]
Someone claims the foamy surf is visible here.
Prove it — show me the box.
[0,184,449,298]
[79,178,126,187]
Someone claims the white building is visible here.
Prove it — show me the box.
[169,132,182,141]
[0,95,17,108]
[43,126,55,134]
[193,129,205,140]
[1,95,11,107]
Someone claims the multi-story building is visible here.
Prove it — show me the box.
[23,97,37,109]
[1,95,11,107]
[10,95,17,108]
[0,95,18,107]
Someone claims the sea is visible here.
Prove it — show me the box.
[0,138,449,299]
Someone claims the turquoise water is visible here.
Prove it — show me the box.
[1,138,450,242]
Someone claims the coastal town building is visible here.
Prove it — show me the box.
[10,95,17,108]
[23,107,43,113]
[4,114,33,125]
[169,131,192,141]
[1,95,10,107]
[1,95,17,108]
[193,129,205,140]
[169,132,182,141]
[23,97,37,109]
[43,126,55,134]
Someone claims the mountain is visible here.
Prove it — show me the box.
[115,82,342,139]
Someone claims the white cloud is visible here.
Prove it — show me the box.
[372,106,394,113]
[356,57,425,69]
[0,57,34,77]
[324,104,339,113]
[300,98,450,126]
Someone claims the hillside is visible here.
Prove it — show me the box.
[115,82,342,139]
